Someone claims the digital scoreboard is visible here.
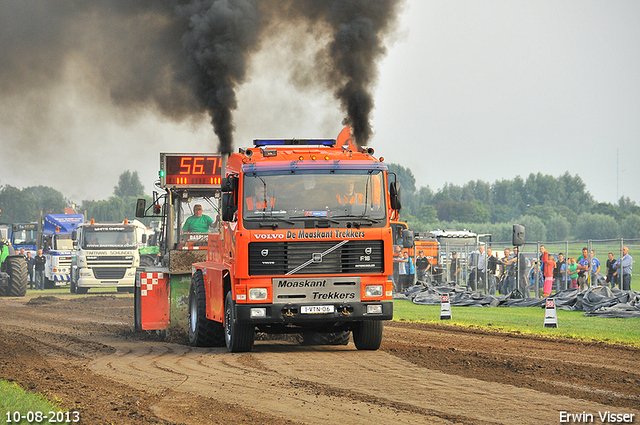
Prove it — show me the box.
[160,153,222,189]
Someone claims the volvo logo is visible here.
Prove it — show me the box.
[261,249,269,257]
[364,247,372,255]
[312,253,322,263]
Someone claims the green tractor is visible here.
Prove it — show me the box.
[0,239,28,297]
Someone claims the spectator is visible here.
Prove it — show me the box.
[554,253,566,291]
[576,247,590,290]
[449,252,460,284]
[499,248,516,294]
[34,249,46,291]
[26,251,35,290]
[469,245,486,292]
[407,252,415,288]
[606,252,617,288]
[567,257,579,289]
[590,250,601,286]
[486,247,498,295]
[415,250,431,282]
[397,251,409,292]
[614,246,634,291]
[542,251,556,298]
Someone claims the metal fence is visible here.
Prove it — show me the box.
[417,238,639,297]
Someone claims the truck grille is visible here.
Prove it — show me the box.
[93,268,126,280]
[249,240,383,276]
[86,256,134,267]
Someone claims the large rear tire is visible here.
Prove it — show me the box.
[353,320,383,351]
[7,256,28,297]
[224,291,254,352]
[188,271,224,347]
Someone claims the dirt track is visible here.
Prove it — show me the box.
[1,293,639,425]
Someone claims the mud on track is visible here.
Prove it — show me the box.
[1,294,639,424]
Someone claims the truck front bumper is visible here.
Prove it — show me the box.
[235,300,393,325]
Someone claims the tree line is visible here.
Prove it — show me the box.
[388,164,640,242]
[0,171,150,226]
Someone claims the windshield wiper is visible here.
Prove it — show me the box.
[288,216,341,225]
[331,215,381,225]
[255,216,295,226]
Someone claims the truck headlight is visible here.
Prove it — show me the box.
[365,285,383,298]
[249,287,268,300]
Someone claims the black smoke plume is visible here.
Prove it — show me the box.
[0,0,403,153]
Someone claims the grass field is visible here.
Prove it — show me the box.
[393,299,640,347]
[0,380,63,424]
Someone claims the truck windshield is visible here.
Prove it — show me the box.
[54,236,74,250]
[12,229,38,246]
[82,228,136,249]
[242,170,386,222]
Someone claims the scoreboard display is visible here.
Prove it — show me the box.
[160,153,222,189]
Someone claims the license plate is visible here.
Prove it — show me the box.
[301,305,334,314]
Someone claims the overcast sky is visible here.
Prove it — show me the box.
[1,0,639,207]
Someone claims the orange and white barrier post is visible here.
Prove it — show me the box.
[543,299,558,328]
[440,294,452,320]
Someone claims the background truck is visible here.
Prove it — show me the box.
[11,222,38,255]
[39,214,84,288]
[134,127,401,352]
[70,220,143,294]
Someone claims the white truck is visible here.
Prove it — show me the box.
[70,220,143,294]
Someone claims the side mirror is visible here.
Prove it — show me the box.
[221,176,238,193]
[71,230,77,240]
[389,181,401,211]
[512,224,525,246]
[402,229,414,248]
[135,199,146,218]
[221,193,237,222]
[141,234,147,244]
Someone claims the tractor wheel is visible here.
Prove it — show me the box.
[7,256,28,297]
[188,271,224,347]
[139,255,155,268]
[353,320,383,351]
[301,331,351,346]
[70,271,77,294]
[224,291,254,352]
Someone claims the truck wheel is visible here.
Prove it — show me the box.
[134,279,142,332]
[140,256,155,268]
[224,291,254,352]
[301,331,350,346]
[7,256,28,297]
[353,320,383,351]
[70,271,77,294]
[188,271,224,347]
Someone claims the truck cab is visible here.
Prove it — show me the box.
[70,220,141,293]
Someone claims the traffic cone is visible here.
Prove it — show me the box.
[440,294,452,320]
[543,299,558,328]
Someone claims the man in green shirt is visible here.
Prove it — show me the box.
[182,204,214,233]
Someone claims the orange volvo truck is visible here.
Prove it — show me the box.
[134,127,401,352]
